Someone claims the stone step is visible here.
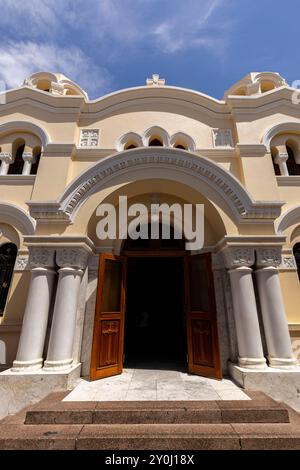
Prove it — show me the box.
[1,422,300,450]
[25,396,290,425]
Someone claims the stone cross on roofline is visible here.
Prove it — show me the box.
[146,74,165,86]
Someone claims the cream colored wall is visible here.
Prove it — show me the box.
[1,80,300,367]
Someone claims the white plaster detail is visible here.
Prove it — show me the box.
[79,129,99,147]
[0,121,49,148]
[281,255,297,269]
[14,255,29,271]
[276,204,300,234]
[0,152,13,176]
[212,129,233,148]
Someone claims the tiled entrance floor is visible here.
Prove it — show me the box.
[64,365,250,401]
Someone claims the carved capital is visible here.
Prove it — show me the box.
[29,247,55,268]
[0,152,13,164]
[56,247,89,269]
[22,152,34,163]
[256,247,282,268]
[223,247,255,269]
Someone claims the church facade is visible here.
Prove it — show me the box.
[0,71,300,414]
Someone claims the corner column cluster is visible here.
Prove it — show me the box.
[12,246,89,372]
[223,246,297,370]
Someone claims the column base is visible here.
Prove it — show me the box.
[11,358,43,372]
[268,357,299,369]
[238,356,267,370]
[43,358,73,372]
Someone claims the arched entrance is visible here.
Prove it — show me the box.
[90,223,222,381]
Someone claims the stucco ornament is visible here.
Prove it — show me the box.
[56,247,89,269]
[29,247,55,268]
[256,247,282,267]
[223,247,255,268]
[15,255,29,271]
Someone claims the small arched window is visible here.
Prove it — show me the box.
[174,143,187,150]
[0,243,17,316]
[8,140,25,175]
[124,143,138,150]
[293,243,300,280]
[149,137,163,147]
[31,146,41,175]
[286,144,300,176]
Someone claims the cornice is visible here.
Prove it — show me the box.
[27,147,284,224]
[216,235,287,251]
[43,143,76,157]
[236,144,267,157]
[23,235,95,252]
[0,175,35,185]
[276,176,300,186]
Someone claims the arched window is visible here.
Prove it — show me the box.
[124,143,138,150]
[36,80,51,92]
[8,139,25,175]
[293,243,300,280]
[149,137,163,147]
[0,243,17,316]
[174,144,187,150]
[286,144,300,175]
[31,146,41,175]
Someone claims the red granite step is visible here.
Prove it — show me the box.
[24,394,289,425]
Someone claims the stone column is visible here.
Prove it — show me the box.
[224,247,267,369]
[0,152,12,175]
[12,248,56,371]
[274,146,289,176]
[22,152,34,175]
[44,248,88,372]
[255,248,298,369]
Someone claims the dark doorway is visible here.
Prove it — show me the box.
[124,256,186,368]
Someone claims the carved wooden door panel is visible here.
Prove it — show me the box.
[184,253,222,379]
[90,253,126,380]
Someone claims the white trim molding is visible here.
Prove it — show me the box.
[170,132,196,152]
[0,202,36,235]
[116,132,144,152]
[142,126,170,147]
[262,122,300,151]
[27,147,284,224]
[0,121,50,148]
[276,205,300,233]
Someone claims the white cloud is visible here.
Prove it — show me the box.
[0,42,112,97]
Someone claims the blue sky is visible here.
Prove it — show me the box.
[0,0,299,100]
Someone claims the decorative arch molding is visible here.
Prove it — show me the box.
[28,148,282,224]
[142,126,170,146]
[116,132,144,151]
[0,121,50,149]
[262,122,300,151]
[276,205,300,234]
[0,203,36,235]
[170,132,196,151]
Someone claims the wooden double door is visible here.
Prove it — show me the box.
[90,252,222,381]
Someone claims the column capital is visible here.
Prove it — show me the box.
[28,246,55,269]
[56,247,89,269]
[256,247,282,268]
[0,152,12,164]
[222,247,255,269]
[22,151,34,163]
[274,152,288,164]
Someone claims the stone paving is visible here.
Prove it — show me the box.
[64,365,250,401]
